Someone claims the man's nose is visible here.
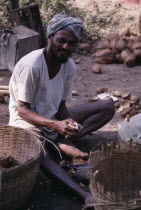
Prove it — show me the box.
[62,42,70,50]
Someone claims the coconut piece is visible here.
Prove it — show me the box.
[114,102,120,109]
[120,107,133,118]
[111,90,122,97]
[125,54,135,67]
[91,64,101,74]
[96,87,107,94]
[79,43,91,53]
[122,90,131,99]
[87,95,99,102]
[121,100,130,109]
[130,95,140,105]
[93,49,115,64]
[117,105,124,113]
[72,90,78,96]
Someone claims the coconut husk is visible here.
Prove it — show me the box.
[87,95,99,102]
[91,64,101,74]
[78,43,91,53]
[114,102,120,109]
[93,49,115,64]
[121,100,130,109]
[130,95,140,105]
[110,39,116,49]
[120,107,133,118]
[93,42,107,53]
[96,87,107,94]
[122,90,131,99]
[111,90,122,97]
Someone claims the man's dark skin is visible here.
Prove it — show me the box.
[18,30,90,200]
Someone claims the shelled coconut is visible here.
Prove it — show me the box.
[93,27,141,67]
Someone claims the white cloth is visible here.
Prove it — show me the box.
[9,49,76,139]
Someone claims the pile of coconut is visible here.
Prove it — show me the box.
[87,87,141,121]
[93,28,141,67]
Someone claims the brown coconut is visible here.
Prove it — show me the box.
[91,64,101,74]
[93,49,115,64]
[79,43,91,53]
[115,39,127,52]
[96,87,107,94]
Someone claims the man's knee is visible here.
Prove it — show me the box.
[104,100,115,118]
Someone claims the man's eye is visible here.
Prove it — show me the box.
[57,39,65,44]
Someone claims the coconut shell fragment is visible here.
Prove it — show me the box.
[121,100,130,109]
[72,90,78,96]
[112,90,122,97]
[91,64,101,74]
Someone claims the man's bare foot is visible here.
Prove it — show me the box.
[58,143,88,158]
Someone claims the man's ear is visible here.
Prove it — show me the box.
[48,36,53,43]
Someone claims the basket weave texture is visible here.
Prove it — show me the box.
[0,124,41,210]
[88,140,141,210]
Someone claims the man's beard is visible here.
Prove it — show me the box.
[53,53,69,63]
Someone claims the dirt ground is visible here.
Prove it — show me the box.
[1,0,141,209]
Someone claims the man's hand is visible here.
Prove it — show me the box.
[53,118,82,137]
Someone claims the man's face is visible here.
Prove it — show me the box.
[49,30,78,63]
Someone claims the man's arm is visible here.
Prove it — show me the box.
[18,100,78,136]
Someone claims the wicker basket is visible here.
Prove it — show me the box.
[0,124,41,210]
[88,140,141,210]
